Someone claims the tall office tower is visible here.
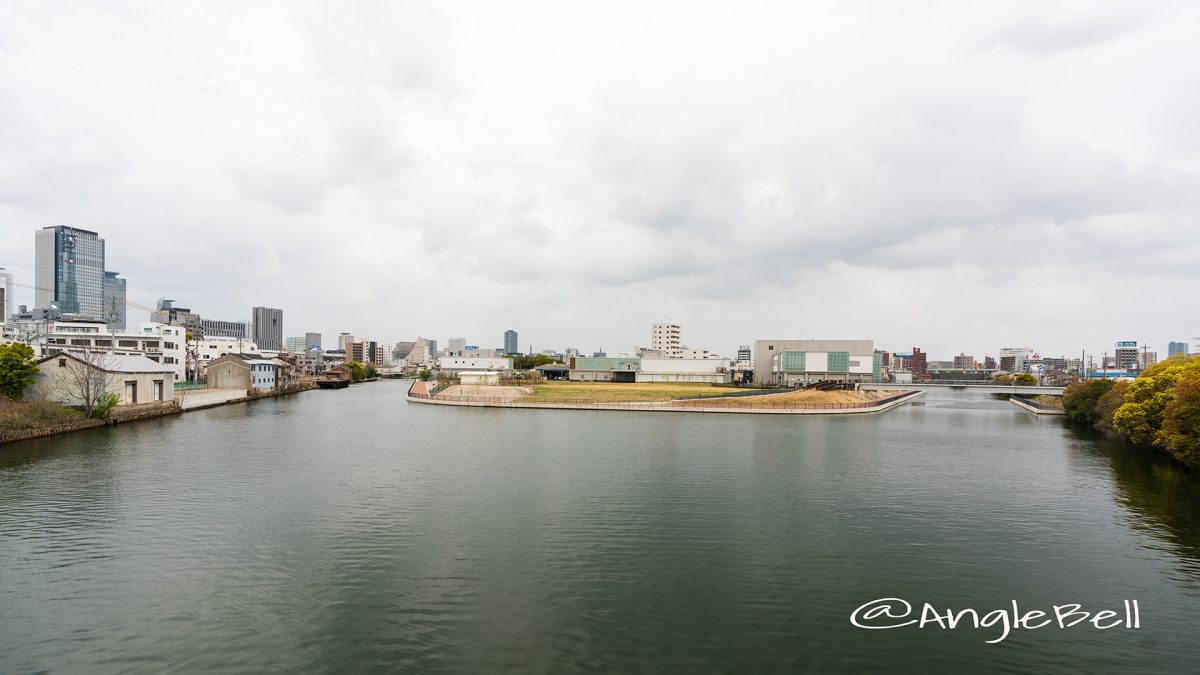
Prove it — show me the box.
[504,330,518,355]
[35,226,107,319]
[426,339,437,358]
[1168,341,1189,357]
[251,306,283,351]
[1114,342,1139,371]
[305,332,322,351]
[651,323,682,357]
[102,271,127,330]
[0,268,12,324]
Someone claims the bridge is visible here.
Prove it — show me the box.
[858,381,1064,396]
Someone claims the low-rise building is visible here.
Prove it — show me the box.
[460,371,501,386]
[437,356,513,376]
[206,353,277,392]
[568,356,640,382]
[636,357,731,383]
[753,339,879,386]
[30,352,174,408]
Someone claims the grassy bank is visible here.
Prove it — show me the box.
[0,399,85,434]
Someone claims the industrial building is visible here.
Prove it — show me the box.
[564,356,731,383]
[752,339,880,386]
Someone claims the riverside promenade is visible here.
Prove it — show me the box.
[406,381,924,415]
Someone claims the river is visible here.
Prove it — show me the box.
[2,381,1198,673]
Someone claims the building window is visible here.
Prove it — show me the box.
[59,359,67,368]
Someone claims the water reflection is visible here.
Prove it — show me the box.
[1076,428,1200,581]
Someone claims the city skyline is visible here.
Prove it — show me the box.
[1,3,1197,360]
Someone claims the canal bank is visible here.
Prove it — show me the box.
[406,380,925,414]
[1,383,317,446]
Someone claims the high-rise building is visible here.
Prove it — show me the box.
[953,354,975,370]
[1114,342,1139,371]
[251,307,283,351]
[348,339,367,363]
[305,332,322,351]
[35,226,107,320]
[999,347,1033,372]
[285,336,307,352]
[1168,341,1189,357]
[504,330,518,355]
[983,356,996,370]
[0,268,13,324]
[102,271,127,331]
[911,347,928,378]
[427,339,438,358]
[651,323,682,358]
[337,333,354,352]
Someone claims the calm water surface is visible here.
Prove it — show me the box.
[2,382,1199,673]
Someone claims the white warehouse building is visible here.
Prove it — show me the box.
[637,357,731,383]
[437,356,513,376]
[753,339,880,387]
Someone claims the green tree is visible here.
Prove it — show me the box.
[1093,381,1130,435]
[1012,373,1038,385]
[418,368,432,381]
[1160,373,1200,467]
[91,392,120,420]
[0,342,40,400]
[344,361,367,382]
[512,354,558,370]
[1113,355,1200,447]
[365,363,378,379]
[1062,378,1116,425]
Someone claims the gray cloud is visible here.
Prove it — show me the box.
[1,1,1197,360]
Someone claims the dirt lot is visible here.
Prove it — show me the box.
[436,384,533,402]
[671,389,874,408]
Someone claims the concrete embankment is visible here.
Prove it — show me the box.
[1010,397,1067,415]
[406,382,925,415]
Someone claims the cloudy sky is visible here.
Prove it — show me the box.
[2,1,1197,360]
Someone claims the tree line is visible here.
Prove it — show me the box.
[1063,354,1200,467]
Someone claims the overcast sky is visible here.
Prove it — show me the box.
[2,1,1198,360]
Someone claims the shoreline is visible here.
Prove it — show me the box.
[1,384,316,446]
[407,383,925,415]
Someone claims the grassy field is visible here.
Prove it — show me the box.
[521,381,759,403]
